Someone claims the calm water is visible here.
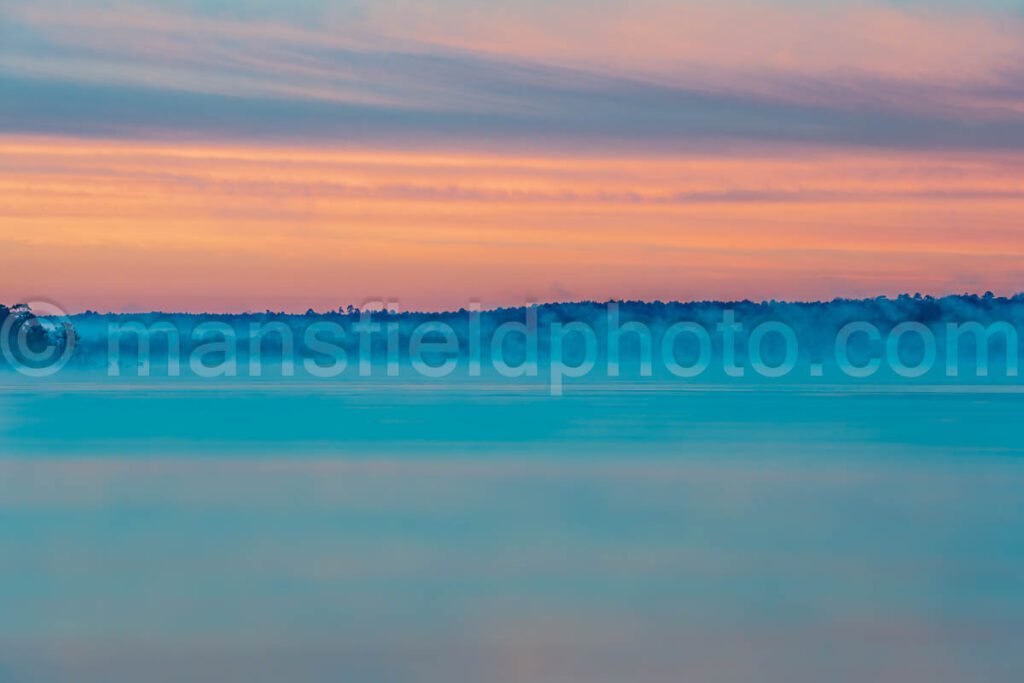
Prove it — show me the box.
[1,383,1023,682]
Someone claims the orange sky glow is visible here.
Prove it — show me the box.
[3,137,1023,312]
[3,1,1024,311]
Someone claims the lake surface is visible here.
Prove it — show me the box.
[1,383,1023,682]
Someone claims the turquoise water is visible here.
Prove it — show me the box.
[1,383,1023,682]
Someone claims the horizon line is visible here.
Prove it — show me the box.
[8,290,1021,318]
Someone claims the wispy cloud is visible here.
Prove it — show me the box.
[3,1,1024,151]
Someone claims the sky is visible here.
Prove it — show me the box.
[2,0,1024,312]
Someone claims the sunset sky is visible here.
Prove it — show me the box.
[3,0,1024,312]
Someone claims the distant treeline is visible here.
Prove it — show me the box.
[4,294,1024,382]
